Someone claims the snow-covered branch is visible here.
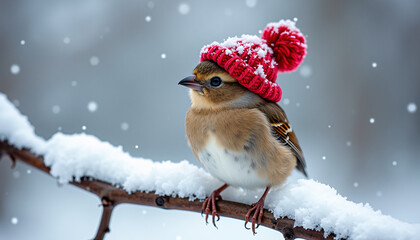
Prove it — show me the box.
[0,140,333,240]
[1,92,419,240]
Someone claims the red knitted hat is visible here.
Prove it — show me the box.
[200,19,307,102]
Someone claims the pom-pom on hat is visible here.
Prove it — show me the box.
[200,19,306,102]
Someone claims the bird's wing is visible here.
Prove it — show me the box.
[256,102,308,177]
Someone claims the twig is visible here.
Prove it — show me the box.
[0,141,337,240]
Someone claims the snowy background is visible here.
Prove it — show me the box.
[1,0,420,239]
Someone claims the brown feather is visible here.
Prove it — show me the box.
[256,102,308,177]
[185,107,297,186]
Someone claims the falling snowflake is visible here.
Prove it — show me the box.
[11,217,18,225]
[121,122,129,131]
[369,118,375,124]
[10,64,20,74]
[20,40,26,45]
[299,65,312,78]
[161,53,166,59]
[407,102,417,114]
[52,105,61,114]
[353,182,359,188]
[147,1,154,8]
[13,171,20,179]
[371,62,377,68]
[82,125,87,131]
[90,56,100,66]
[322,156,326,160]
[145,16,152,22]
[283,98,290,105]
[87,101,98,112]
[293,17,298,22]
[245,0,258,8]
[71,81,78,87]
[392,161,397,166]
[63,37,71,44]
[346,141,352,147]
[178,3,190,15]
[27,169,31,174]
[135,145,139,149]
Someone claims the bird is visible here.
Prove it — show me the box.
[178,19,307,234]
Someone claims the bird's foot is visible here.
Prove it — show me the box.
[201,191,222,228]
[201,184,228,228]
[244,200,265,234]
[244,186,271,234]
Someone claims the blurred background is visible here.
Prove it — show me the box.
[1,0,419,239]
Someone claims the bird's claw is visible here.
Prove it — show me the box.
[201,191,222,228]
[244,201,265,234]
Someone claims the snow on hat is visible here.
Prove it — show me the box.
[200,19,307,102]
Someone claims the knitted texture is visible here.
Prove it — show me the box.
[200,19,306,102]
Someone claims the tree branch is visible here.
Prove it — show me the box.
[0,140,336,240]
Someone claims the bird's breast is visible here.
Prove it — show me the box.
[198,135,269,189]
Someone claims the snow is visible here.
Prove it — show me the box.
[10,64,20,75]
[300,65,312,77]
[145,16,151,22]
[87,101,98,112]
[161,53,166,59]
[52,105,60,114]
[20,40,25,45]
[372,62,377,68]
[178,3,190,15]
[254,64,266,78]
[121,122,129,131]
[407,102,417,113]
[11,217,18,225]
[369,118,375,124]
[63,37,71,44]
[245,0,258,8]
[0,93,46,154]
[266,19,300,34]
[90,56,100,66]
[1,92,420,240]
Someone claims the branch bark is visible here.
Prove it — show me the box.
[0,141,336,240]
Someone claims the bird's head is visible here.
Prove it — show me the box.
[178,60,263,109]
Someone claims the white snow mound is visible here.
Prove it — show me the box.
[0,92,419,240]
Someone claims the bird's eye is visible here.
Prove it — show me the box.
[210,76,222,87]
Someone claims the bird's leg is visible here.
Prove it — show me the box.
[202,183,229,228]
[244,186,271,234]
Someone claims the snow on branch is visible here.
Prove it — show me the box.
[0,141,332,240]
[1,92,419,240]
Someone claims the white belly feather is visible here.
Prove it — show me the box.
[198,136,269,189]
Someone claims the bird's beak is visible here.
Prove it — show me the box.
[178,75,203,93]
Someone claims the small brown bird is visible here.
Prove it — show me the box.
[179,20,307,234]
